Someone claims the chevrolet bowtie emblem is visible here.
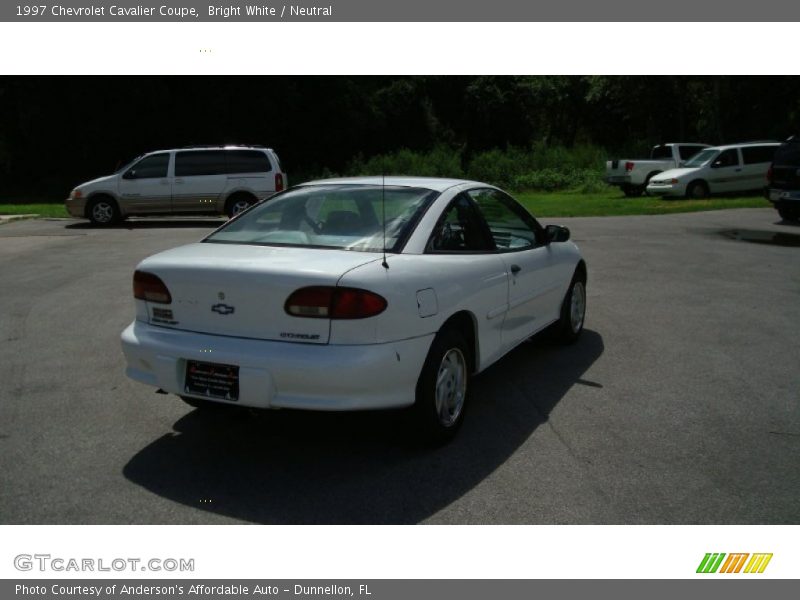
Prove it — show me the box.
[211,303,235,315]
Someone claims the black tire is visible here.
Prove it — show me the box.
[180,396,234,411]
[87,196,121,226]
[778,207,800,222]
[412,327,471,444]
[225,194,255,218]
[686,180,709,200]
[643,171,661,196]
[554,272,587,344]
[622,184,644,198]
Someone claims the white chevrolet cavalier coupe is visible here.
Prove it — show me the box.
[121,177,587,440]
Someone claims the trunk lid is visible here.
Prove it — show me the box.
[138,242,382,344]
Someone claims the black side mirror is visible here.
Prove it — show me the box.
[122,169,136,180]
[545,224,570,244]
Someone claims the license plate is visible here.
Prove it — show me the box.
[184,360,239,401]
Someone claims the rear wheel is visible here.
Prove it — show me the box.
[686,180,709,199]
[778,207,800,222]
[87,196,120,226]
[622,184,644,197]
[413,327,470,443]
[225,193,255,218]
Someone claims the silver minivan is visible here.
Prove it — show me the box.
[65,145,287,225]
[646,142,779,199]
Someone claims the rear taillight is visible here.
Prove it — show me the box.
[285,286,387,319]
[767,166,773,184]
[133,270,172,304]
[275,173,284,192]
[625,161,635,172]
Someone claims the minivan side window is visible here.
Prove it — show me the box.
[175,151,228,177]
[741,146,778,165]
[226,150,272,174]
[128,154,169,179]
[713,149,740,168]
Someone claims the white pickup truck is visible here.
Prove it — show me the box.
[606,143,711,197]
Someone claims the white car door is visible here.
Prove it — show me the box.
[467,188,563,350]
[173,150,228,213]
[707,148,742,194]
[118,153,172,214]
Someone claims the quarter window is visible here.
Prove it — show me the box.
[128,154,169,179]
[741,146,778,165]
[468,189,540,251]
[226,150,272,174]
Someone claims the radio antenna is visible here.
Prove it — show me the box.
[381,171,389,269]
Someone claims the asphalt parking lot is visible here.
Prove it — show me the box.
[0,209,798,524]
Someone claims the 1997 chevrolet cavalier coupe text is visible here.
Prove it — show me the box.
[121,177,587,440]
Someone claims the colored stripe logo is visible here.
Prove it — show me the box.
[697,553,773,574]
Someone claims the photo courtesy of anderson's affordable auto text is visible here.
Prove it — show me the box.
[0,0,798,597]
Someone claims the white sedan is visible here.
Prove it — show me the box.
[121,177,587,441]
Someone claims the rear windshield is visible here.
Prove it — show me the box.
[205,185,438,253]
[650,145,674,160]
[773,142,800,166]
[683,149,718,168]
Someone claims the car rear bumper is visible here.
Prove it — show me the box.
[121,320,432,411]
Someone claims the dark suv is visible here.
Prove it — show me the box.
[766,136,800,222]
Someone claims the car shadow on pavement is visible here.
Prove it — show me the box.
[122,329,604,524]
[65,219,226,230]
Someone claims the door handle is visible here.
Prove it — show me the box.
[510,264,521,275]
[735,168,742,172]
[174,178,184,184]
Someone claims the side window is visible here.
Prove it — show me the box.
[741,146,778,165]
[651,145,673,159]
[427,194,494,253]
[175,151,228,177]
[713,149,740,168]
[468,189,539,251]
[226,150,272,174]
[679,145,703,161]
[128,154,169,179]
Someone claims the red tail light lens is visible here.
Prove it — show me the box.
[285,286,387,319]
[133,270,172,304]
[625,161,635,172]
[275,173,284,192]
[767,166,773,184]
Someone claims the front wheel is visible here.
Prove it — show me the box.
[87,197,120,226]
[554,276,586,344]
[413,328,470,443]
[686,181,709,199]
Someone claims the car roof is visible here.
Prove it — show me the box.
[704,141,781,151]
[299,176,485,192]
[147,146,275,154]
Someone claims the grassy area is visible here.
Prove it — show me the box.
[516,190,772,218]
[0,203,69,218]
[0,190,772,220]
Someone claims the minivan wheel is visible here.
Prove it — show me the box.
[413,327,470,443]
[226,194,255,218]
[87,196,120,226]
[686,181,709,199]
[778,207,800,222]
